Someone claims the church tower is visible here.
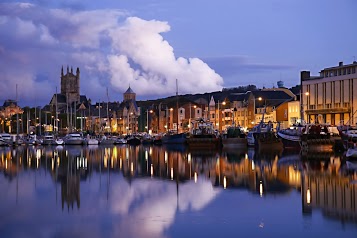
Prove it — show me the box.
[61,66,80,104]
[123,86,136,102]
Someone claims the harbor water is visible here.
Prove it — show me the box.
[1,144,357,238]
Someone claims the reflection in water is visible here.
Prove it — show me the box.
[0,144,357,237]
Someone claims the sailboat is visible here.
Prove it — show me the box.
[161,79,188,144]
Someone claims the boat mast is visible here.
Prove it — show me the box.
[16,84,19,138]
[55,87,58,135]
[176,79,179,134]
[99,99,101,134]
[107,87,111,134]
[66,93,70,133]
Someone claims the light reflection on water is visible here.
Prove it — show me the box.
[0,144,357,238]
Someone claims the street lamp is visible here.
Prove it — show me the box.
[51,115,54,132]
[189,103,197,129]
[303,91,309,123]
[146,109,153,133]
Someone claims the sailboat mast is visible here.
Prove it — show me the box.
[107,87,111,133]
[55,87,58,134]
[99,99,101,134]
[66,93,69,133]
[16,84,19,137]
[176,79,179,133]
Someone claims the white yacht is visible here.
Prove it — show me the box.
[63,133,84,145]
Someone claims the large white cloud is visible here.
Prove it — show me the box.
[0,2,223,106]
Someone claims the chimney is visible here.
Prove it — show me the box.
[339,61,343,66]
[300,71,310,81]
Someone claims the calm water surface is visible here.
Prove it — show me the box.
[1,144,357,238]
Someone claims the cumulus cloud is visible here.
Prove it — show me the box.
[0,2,223,106]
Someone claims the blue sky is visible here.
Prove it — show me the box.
[0,0,356,106]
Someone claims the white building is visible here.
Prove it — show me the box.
[301,61,357,125]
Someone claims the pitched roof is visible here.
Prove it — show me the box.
[2,99,18,107]
[251,90,293,108]
[125,86,135,94]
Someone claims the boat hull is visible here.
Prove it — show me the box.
[346,148,357,158]
[221,138,247,148]
[277,131,301,149]
[161,133,187,144]
[126,137,141,145]
[187,136,220,148]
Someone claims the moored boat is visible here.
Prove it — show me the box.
[247,122,283,151]
[99,135,115,145]
[63,133,84,145]
[42,134,56,145]
[55,138,64,145]
[187,118,220,148]
[337,125,357,149]
[126,135,141,145]
[0,138,9,146]
[114,137,127,144]
[300,124,335,153]
[346,147,357,159]
[161,131,187,144]
[277,124,305,149]
[221,126,247,148]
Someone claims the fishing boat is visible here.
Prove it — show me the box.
[247,122,283,150]
[221,126,247,148]
[187,118,220,148]
[300,124,335,153]
[337,125,357,149]
[277,124,305,149]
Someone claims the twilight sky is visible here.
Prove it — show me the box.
[0,0,356,106]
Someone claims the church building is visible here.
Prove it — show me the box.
[48,66,88,113]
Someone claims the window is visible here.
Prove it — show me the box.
[352,67,356,74]
[347,68,351,74]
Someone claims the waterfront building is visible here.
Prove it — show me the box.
[301,61,357,125]
[246,89,293,129]
[118,86,139,135]
[47,66,89,133]
[0,99,23,133]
